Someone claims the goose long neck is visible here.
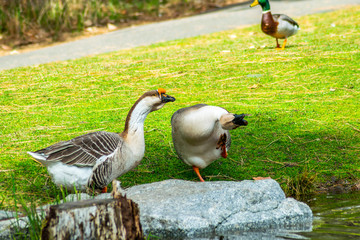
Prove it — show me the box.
[123,98,151,138]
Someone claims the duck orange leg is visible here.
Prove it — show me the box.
[276,39,287,50]
[281,38,287,50]
[101,186,107,193]
[193,166,205,182]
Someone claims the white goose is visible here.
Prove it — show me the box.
[171,104,248,182]
[28,88,175,192]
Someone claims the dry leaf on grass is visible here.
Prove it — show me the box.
[248,84,262,89]
[253,177,272,181]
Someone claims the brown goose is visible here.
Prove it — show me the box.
[28,88,175,192]
[171,104,248,182]
[250,0,300,50]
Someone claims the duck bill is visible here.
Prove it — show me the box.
[161,94,176,103]
[250,0,259,7]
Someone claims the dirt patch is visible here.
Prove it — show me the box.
[317,176,360,195]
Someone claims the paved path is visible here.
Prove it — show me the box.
[0,0,358,71]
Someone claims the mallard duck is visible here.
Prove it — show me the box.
[171,104,248,182]
[28,89,175,192]
[250,0,299,50]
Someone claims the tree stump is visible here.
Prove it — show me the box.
[41,195,143,240]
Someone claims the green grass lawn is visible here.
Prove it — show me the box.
[1,6,359,209]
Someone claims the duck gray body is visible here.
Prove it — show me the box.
[171,104,247,181]
[270,14,299,39]
[28,89,175,191]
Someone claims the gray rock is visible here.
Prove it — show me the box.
[65,179,312,238]
[0,211,17,221]
[0,216,28,239]
[0,211,28,239]
[114,179,312,238]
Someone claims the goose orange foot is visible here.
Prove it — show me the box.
[193,166,205,182]
[101,186,108,193]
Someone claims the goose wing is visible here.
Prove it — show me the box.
[273,14,299,28]
[171,104,208,123]
[171,104,211,141]
[31,131,121,167]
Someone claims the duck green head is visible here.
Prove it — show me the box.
[250,0,271,12]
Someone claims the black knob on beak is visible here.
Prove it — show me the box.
[232,114,248,126]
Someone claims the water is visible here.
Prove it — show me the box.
[298,192,360,240]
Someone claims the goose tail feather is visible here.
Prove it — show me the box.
[27,151,48,164]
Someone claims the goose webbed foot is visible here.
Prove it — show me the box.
[101,186,108,193]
